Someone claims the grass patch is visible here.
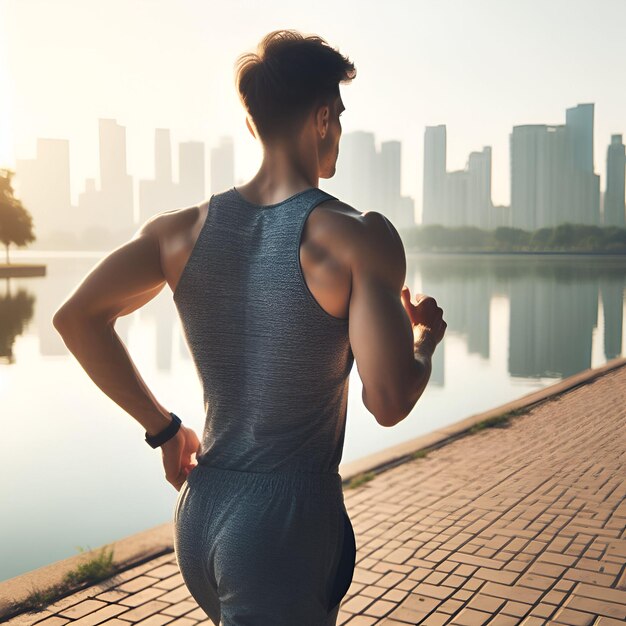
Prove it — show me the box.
[13,545,116,615]
[63,545,115,587]
[468,407,527,434]
[346,471,376,489]
[410,449,429,459]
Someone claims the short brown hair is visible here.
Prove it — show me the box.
[234,29,356,143]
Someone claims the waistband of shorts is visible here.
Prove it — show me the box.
[186,463,344,497]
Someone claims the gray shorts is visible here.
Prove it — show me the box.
[173,464,356,626]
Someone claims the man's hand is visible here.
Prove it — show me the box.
[400,285,447,346]
[161,425,201,491]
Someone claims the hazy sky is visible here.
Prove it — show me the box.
[1,0,625,214]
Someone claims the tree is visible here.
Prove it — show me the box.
[0,168,35,264]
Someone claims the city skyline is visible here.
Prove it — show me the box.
[11,101,626,244]
[2,0,626,211]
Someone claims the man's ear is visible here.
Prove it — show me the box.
[245,116,257,139]
[316,105,329,140]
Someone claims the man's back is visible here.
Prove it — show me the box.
[171,186,355,473]
[158,184,423,431]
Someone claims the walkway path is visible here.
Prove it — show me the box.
[5,363,626,625]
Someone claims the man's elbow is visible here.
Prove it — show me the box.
[365,363,432,428]
[52,304,97,337]
[52,306,74,335]
[396,358,433,423]
[362,387,408,428]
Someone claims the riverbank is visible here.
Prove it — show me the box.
[2,355,625,623]
[404,250,626,256]
[0,263,46,278]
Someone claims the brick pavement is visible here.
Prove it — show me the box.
[6,363,626,625]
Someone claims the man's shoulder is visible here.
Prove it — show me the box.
[141,200,209,237]
[312,197,405,274]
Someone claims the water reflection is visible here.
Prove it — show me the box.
[0,285,35,363]
[5,253,624,376]
[408,254,625,380]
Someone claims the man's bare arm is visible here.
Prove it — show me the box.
[52,215,173,437]
[348,212,433,427]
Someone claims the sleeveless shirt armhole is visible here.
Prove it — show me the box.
[172,194,215,303]
[295,195,350,325]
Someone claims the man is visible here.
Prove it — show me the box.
[54,28,446,626]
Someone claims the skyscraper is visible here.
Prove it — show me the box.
[178,141,205,208]
[377,140,401,216]
[604,134,626,227]
[510,104,600,230]
[565,103,594,173]
[565,103,600,225]
[325,130,377,211]
[139,128,179,223]
[467,147,492,229]
[98,119,134,231]
[422,125,446,225]
[444,169,468,227]
[210,136,234,194]
[15,138,72,237]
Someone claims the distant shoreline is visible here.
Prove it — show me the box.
[405,250,626,256]
[5,249,626,259]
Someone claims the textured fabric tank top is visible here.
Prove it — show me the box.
[173,186,355,474]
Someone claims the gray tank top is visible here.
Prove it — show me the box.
[173,186,354,474]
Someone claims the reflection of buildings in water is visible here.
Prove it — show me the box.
[31,257,130,357]
[17,254,189,372]
[601,276,625,360]
[0,285,36,364]
[405,262,445,387]
[5,256,625,382]
[137,288,178,371]
[415,256,625,380]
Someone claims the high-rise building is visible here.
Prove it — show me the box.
[376,140,415,228]
[444,170,469,227]
[467,147,492,229]
[323,131,414,228]
[565,103,600,225]
[510,104,600,230]
[604,134,626,227]
[15,138,73,237]
[511,124,546,230]
[422,125,447,225]
[565,103,594,173]
[328,130,378,211]
[210,136,234,194]
[511,124,573,230]
[139,128,179,223]
[178,141,205,208]
[97,118,134,231]
[378,140,401,212]
[423,126,494,228]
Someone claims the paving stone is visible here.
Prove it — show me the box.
[419,613,450,626]
[449,607,491,625]
[113,600,170,622]
[58,600,107,619]
[551,606,596,625]
[501,600,533,617]
[562,593,626,619]
[29,617,70,626]
[66,604,128,626]
[530,602,558,619]
[362,598,396,617]
[488,616,520,626]
[466,592,506,612]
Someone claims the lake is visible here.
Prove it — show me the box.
[1,250,624,581]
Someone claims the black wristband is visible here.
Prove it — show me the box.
[145,412,182,449]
